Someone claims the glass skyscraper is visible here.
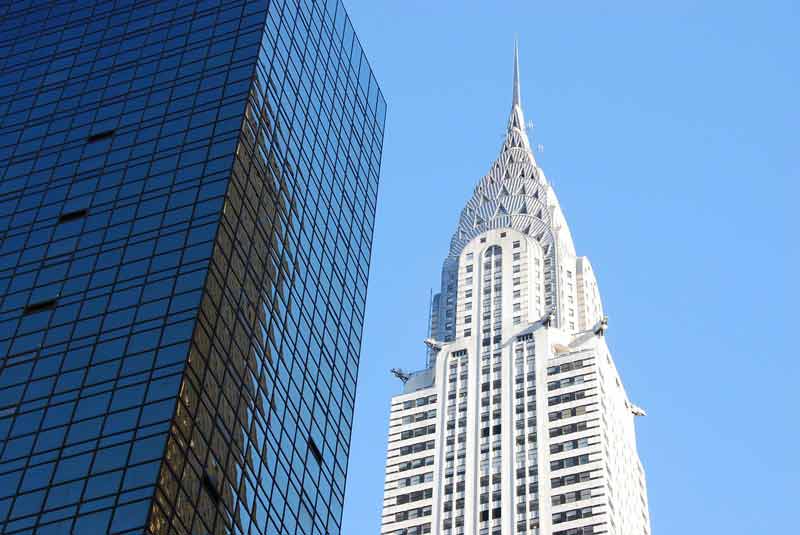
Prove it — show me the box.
[0,1,385,535]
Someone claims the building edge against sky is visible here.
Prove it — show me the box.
[381,46,650,535]
[0,1,384,535]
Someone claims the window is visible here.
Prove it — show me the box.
[548,405,590,422]
[24,298,58,315]
[550,454,591,471]
[396,472,433,487]
[402,410,437,424]
[395,505,432,522]
[551,470,593,488]
[202,471,221,503]
[552,506,595,524]
[554,526,598,535]
[308,437,323,465]
[87,129,115,142]
[549,421,591,438]
[58,208,89,223]
[396,488,433,505]
[399,440,436,456]
[484,245,501,257]
[547,359,587,375]
[402,397,436,410]
[548,390,590,406]
[550,437,591,454]
[400,425,436,440]
[547,374,589,391]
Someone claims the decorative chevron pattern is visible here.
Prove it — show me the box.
[437,102,563,335]
[447,111,555,260]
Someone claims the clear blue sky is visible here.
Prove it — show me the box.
[341,1,799,533]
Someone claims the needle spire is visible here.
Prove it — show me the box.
[512,39,522,109]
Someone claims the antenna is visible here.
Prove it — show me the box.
[536,143,544,154]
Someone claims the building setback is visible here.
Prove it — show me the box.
[381,46,650,535]
[0,1,384,534]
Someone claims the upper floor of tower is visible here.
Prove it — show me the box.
[429,44,604,351]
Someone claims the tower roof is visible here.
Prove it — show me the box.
[447,43,577,260]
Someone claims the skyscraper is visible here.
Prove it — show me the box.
[381,46,650,535]
[0,1,384,534]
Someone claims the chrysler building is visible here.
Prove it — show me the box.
[380,46,651,535]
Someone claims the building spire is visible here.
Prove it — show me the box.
[505,39,531,153]
[512,39,522,109]
[508,39,527,135]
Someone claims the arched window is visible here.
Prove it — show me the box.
[484,245,502,258]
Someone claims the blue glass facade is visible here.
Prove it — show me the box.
[0,1,385,534]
